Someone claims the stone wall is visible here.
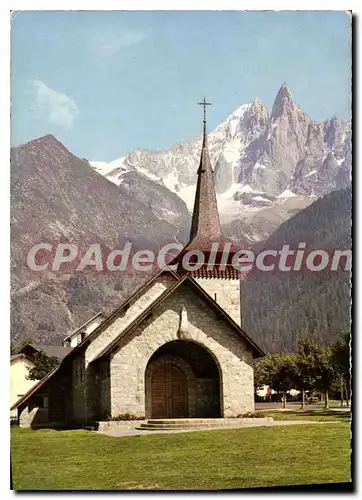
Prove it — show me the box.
[72,354,87,422]
[47,366,73,423]
[18,405,39,428]
[97,420,146,432]
[85,358,111,421]
[18,360,73,427]
[109,281,254,418]
[85,273,176,364]
[195,378,220,417]
[194,277,242,326]
[18,403,49,428]
[99,359,111,419]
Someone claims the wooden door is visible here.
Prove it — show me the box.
[151,364,167,418]
[169,365,188,417]
[151,362,188,418]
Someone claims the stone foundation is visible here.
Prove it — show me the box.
[97,417,275,432]
[18,405,49,428]
[97,420,147,432]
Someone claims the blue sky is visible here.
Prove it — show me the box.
[11,10,351,161]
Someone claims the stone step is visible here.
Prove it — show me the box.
[137,425,200,431]
[136,417,274,431]
[146,419,223,425]
[138,422,222,430]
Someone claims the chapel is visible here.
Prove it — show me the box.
[12,100,264,427]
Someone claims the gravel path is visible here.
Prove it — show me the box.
[96,420,341,438]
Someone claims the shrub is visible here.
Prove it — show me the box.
[106,413,144,421]
[236,412,265,418]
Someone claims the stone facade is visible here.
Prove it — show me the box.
[194,277,242,326]
[16,274,257,426]
[85,274,176,365]
[72,353,87,422]
[109,280,254,418]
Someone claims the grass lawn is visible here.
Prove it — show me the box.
[11,423,351,491]
[259,409,351,422]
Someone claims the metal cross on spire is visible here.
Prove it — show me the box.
[198,97,212,123]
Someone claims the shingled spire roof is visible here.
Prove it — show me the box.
[183,98,223,252]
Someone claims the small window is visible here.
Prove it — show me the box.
[78,332,86,344]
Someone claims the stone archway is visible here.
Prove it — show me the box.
[145,355,196,419]
[145,341,222,418]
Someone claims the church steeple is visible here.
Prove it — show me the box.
[185,98,223,251]
[168,99,242,326]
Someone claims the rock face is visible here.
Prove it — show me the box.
[90,83,351,211]
[10,135,183,344]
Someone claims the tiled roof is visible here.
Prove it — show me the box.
[19,343,73,360]
[182,120,223,254]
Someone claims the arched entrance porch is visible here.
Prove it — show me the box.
[145,340,222,418]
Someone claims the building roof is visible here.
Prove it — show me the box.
[11,353,27,362]
[19,343,73,360]
[11,362,61,410]
[94,274,265,361]
[63,312,107,342]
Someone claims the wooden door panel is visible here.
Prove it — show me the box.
[170,365,188,417]
[151,362,188,418]
[151,365,167,418]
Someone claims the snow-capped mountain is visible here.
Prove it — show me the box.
[89,83,351,214]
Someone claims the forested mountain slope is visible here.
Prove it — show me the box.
[241,187,352,353]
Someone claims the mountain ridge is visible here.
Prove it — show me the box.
[89,83,351,214]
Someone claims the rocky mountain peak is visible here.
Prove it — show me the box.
[242,97,270,131]
[14,134,74,164]
[89,82,351,211]
[247,97,269,118]
[271,82,295,119]
[25,134,62,149]
[249,97,264,110]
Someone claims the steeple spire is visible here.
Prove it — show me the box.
[197,97,212,159]
[184,98,223,251]
[171,99,242,281]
